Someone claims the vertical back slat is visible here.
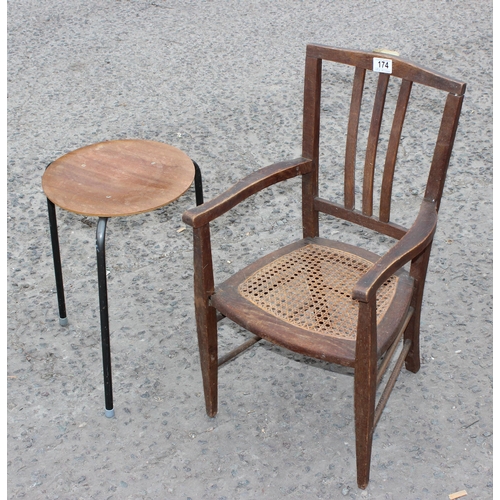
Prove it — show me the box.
[344,66,366,210]
[362,73,390,216]
[379,79,413,222]
[301,54,323,238]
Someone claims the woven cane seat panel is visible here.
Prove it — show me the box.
[238,244,398,340]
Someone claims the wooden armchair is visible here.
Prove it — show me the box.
[182,45,465,488]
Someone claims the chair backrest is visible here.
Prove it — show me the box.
[301,44,466,241]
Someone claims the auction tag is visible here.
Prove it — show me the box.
[373,57,392,74]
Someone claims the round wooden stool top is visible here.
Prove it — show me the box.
[42,139,195,217]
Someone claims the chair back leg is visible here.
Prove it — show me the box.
[405,244,433,373]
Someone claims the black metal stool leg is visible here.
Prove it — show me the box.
[96,217,114,418]
[47,198,68,326]
[193,160,204,206]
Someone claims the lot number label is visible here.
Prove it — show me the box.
[373,57,392,74]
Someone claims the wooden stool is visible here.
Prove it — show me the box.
[42,139,203,417]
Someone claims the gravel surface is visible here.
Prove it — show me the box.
[7,1,492,499]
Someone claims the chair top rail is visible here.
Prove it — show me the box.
[306,44,466,95]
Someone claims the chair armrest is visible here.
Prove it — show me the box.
[182,157,313,228]
[352,199,438,302]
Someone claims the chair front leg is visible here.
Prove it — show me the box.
[354,298,378,489]
[405,243,433,373]
[193,224,218,417]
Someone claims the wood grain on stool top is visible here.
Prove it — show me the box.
[42,139,195,217]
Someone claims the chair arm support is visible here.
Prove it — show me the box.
[352,199,438,302]
[182,157,313,228]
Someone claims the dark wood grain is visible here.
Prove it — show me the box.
[301,55,323,238]
[425,93,465,209]
[182,158,312,229]
[379,79,413,222]
[313,197,408,239]
[193,224,218,417]
[354,299,377,489]
[344,66,366,210]
[352,199,437,302]
[306,44,466,95]
[362,73,390,216]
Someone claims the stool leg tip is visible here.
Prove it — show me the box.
[105,408,115,418]
[59,317,69,327]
